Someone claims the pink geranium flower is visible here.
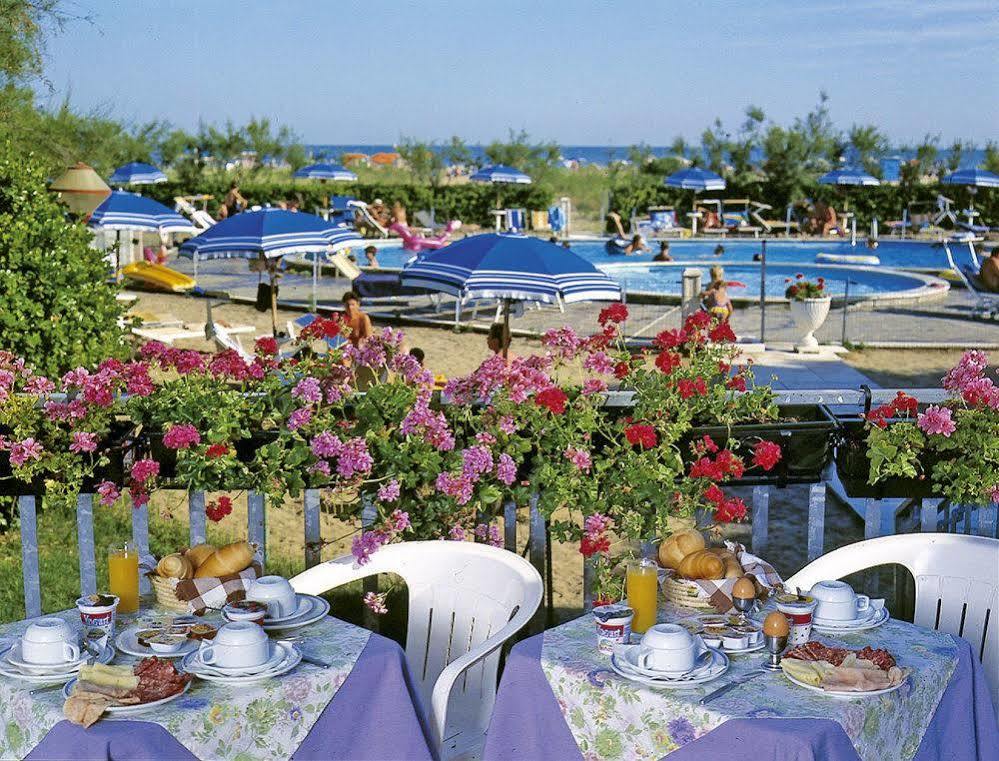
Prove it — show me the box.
[917,405,956,437]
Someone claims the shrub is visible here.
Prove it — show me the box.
[0,142,128,376]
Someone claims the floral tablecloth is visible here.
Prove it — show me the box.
[0,607,370,761]
[541,614,959,761]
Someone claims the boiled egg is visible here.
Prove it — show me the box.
[763,611,790,637]
[732,576,756,600]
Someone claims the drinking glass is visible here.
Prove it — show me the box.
[626,558,659,634]
[108,541,140,614]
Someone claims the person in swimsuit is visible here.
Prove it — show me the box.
[342,290,373,347]
[701,265,733,321]
[363,245,380,268]
[223,181,247,217]
[625,234,650,255]
[654,241,672,262]
[979,248,999,292]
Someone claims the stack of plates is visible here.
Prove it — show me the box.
[223,594,330,632]
[0,639,115,684]
[182,641,301,684]
[610,645,729,688]
[811,603,889,634]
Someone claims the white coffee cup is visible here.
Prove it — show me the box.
[246,576,298,619]
[809,580,870,621]
[637,623,697,673]
[21,618,81,665]
[198,621,269,669]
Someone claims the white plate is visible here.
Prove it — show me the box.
[0,643,115,683]
[610,648,729,688]
[62,676,192,714]
[811,606,889,634]
[4,640,89,673]
[183,642,301,684]
[261,596,313,625]
[783,667,908,699]
[616,641,714,679]
[116,627,200,659]
[185,641,286,676]
[260,595,329,632]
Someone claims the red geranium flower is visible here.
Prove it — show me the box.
[254,336,278,356]
[708,322,736,343]
[752,440,782,471]
[534,387,568,414]
[655,351,681,374]
[653,328,688,350]
[580,534,611,558]
[206,443,230,459]
[714,496,747,523]
[890,391,917,417]
[206,495,233,522]
[624,424,658,449]
[703,483,725,504]
[613,361,630,380]
[726,373,747,392]
[677,377,708,399]
[684,311,711,332]
[598,303,629,326]
[300,315,343,341]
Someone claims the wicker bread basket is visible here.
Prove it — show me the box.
[661,572,726,611]
[149,574,191,612]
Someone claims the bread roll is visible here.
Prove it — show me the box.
[678,549,725,580]
[705,548,744,579]
[156,553,193,579]
[194,541,254,578]
[658,529,706,570]
[184,543,215,569]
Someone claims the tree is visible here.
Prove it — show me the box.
[397,138,444,187]
[983,142,999,174]
[848,124,889,176]
[0,142,128,375]
[483,129,559,179]
[945,139,975,172]
[442,135,473,169]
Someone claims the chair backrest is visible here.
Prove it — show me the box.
[328,251,362,281]
[786,534,999,714]
[291,541,543,748]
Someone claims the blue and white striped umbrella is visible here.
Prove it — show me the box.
[179,208,360,261]
[88,191,195,233]
[664,167,726,191]
[400,233,621,304]
[469,165,532,184]
[941,168,999,188]
[108,162,168,185]
[293,163,358,181]
[818,168,880,186]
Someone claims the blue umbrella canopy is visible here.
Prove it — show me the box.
[293,163,358,181]
[469,165,533,184]
[664,167,726,191]
[818,168,880,186]
[108,162,168,185]
[941,168,999,188]
[88,191,194,233]
[400,233,621,304]
[179,208,360,261]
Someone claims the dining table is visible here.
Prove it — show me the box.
[0,606,434,761]
[484,607,999,761]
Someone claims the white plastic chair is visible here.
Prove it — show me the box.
[291,540,543,759]
[786,534,999,716]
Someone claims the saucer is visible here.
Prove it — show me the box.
[260,595,330,632]
[616,639,711,678]
[0,642,114,683]
[183,642,301,683]
[611,648,728,688]
[811,605,889,633]
[186,641,285,676]
[4,639,87,673]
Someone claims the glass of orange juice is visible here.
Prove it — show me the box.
[626,558,659,634]
[108,541,140,614]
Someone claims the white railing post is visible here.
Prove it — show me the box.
[247,491,266,570]
[76,493,97,598]
[806,483,826,561]
[503,499,517,552]
[189,491,207,546]
[751,486,769,557]
[528,494,547,633]
[920,499,937,532]
[303,489,321,569]
[19,495,42,618]
[131,497,151,595]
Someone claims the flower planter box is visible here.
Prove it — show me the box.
[832,417,940,499]
[81,421,136,490]
[140,431,279,485]
[681,404,838,485]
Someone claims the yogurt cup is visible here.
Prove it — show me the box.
[592,604,634,654]
[76,593,120,640]
[775,594,817,646]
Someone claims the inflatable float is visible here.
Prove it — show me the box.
[815,253,881,266]
[122,262,196,292]
[389,220,461,253]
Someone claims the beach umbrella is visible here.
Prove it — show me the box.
[400,233,621,357]
[293,163,358,182]
[469,165,533,184]
[49,162,111,217]
[941,168,999,220]
[818,168,880,186]
[179,208,361,331]
[664,167,726,234]
[108,161,168,186]
[89,191,195,275]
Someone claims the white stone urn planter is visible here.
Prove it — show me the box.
[789,296,832,351]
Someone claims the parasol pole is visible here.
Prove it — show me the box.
[502,298,511,360]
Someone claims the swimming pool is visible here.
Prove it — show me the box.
[370,238,954,271]
[598,262,949,302]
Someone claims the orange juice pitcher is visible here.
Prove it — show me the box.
[626,558,659,634]
[108,542,140,614]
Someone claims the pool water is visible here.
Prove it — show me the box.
[370,238,951,271]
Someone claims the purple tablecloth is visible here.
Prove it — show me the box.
[484,632,999,761]
[27,633,433,761]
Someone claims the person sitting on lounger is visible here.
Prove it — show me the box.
[980,248,999,292]
[342,290,373,347]
[654,241,672,262]
[699,206,722,230]
[701,265,733,321]
[810,201,839,236]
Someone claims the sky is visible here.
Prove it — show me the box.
[38,0,999,146]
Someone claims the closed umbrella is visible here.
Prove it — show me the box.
[49,163,111,217]
[401,233,621,357]
[89,191,195,274]
[293,163,358,182]
[109,162,168,186]
[179,208,360,331]
[664,167,726,234]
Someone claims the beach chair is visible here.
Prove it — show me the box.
[718,199,763,237]
[291,541,542,759]
[785,534,999,717]
[327,251,362,281]
[327,195,357,228]
[749,201,797,235]
[173,196,215,231]
[635,206,688,238]
[942,240,999,318]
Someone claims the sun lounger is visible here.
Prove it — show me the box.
[131,325,206,344]
[530,210,550,231]
[328,251,363,281]
[635,207,688,238]
[942,240,999,318]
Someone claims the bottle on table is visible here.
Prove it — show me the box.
[108,541,140,614]
[626,558,659,634]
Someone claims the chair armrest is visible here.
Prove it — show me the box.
[290,552,393,595]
